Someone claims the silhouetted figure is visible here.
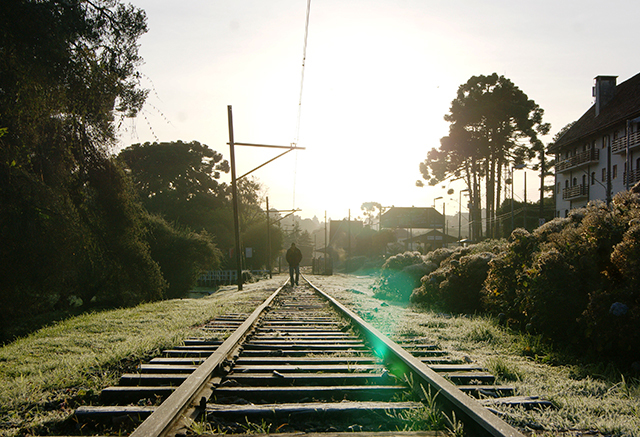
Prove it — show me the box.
[286,243,302,286]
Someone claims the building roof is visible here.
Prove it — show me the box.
[405,229,458,244]
[380,207,443,229]
[548,72,640,153]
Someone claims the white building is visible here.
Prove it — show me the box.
[549,73,640,217]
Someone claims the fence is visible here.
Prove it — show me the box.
[197,270,270,287]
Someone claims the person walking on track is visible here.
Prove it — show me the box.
[286,242,303,286]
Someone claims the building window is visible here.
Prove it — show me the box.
[582,175,587,186]
[565,210,569,218]
[557,182,561,194]
[636,157,640,170]
[573,177,577,186]
[613,165,618,179]
[591,172,595,185]
[602,135,609,149]
[602,168,607,181]
[565,180,569,189]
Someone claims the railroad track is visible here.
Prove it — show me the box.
[75,276,544,436]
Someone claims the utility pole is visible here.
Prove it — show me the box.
[226,105,305,290]
[227,106,243,290]
[347,209,351,273]
[324,211,328,275]
[266,197,272,279]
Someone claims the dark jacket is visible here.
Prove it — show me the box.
[286,246,302,266]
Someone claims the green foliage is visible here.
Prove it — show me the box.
[1,0,148,173]
[0,1,178,342]
[0,158,167,342]
[371,251,434,301]
[119,142,278,270]
[144,214,222,299]
[412,251,497,313]
[374,192,640,362]
[118,141,229,219]
[483,191,640,361]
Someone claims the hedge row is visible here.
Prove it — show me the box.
[374,189,640,362]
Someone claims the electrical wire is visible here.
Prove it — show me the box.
[294,0,312,146]
[292,0,312,209]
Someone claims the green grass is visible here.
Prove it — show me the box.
[0,280,277,436]
[310,274,640,437]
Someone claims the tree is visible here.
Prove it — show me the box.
[361,202,382,228]
[119,143,279,270]
[0,0,164,340]
[420,74,550,240]
[1,0,148,176]
[118,140,230,230]
[144,214,221,298]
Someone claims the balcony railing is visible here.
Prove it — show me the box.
[612,130,640,154]
[562,184,589,200]
[624,168,640,186]
[556,148,599,172]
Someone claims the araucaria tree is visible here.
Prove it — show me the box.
[420,74,550,240]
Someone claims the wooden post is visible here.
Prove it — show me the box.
[227,105,243,290]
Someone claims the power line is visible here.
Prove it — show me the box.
[294,0,312,146]
[292,0,312,209]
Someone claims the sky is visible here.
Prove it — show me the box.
[118,0,640,223]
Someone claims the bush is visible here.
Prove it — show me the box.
[483,192,640,362]
[411,252,496,313]
[372,251,434,301]
[145,214,222,299]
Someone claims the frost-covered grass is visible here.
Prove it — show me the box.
[0,279,278,436]
[311,273,640,437]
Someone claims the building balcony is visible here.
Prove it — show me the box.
[612,130,640,154]
[624,169,640,186]
[556,149,599,173]
[562,184,589,200]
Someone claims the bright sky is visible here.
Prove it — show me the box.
[119,0,640,222]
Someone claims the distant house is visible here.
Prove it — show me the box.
[380,207,444,229]
[405,229,458,251]
[548,73,640,217]
[381,207,455,250]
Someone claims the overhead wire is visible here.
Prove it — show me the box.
[292,0,312,210]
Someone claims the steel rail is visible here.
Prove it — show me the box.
[304,275,526,437]
[129,282,285,437]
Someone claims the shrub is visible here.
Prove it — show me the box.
[372,251,434,301]
[482,229,541,328]
[483,191,640,362]
[411,252,496,313]
[381,251,425,271]
[145,214,222,299]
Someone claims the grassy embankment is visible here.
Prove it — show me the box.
[0,279,279,437]
[311,274,640,437]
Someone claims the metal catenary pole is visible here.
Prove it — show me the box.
[226,106,306,290]
[227,106,243,290]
